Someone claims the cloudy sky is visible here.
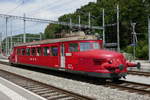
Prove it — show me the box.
[0,0,96,20]
[0,0,96,38]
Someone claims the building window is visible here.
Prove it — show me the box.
[50,46,58,56]
[43,47,49,56]
[69,43,78,52]
[37,47,42,56]
[22,48,26,55]
[26,48,30,56]
[31,48,36,56]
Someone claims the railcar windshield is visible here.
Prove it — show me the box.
[80,42,100,51]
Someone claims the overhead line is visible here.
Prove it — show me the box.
[6,0,24,14]
[0,14,104,30]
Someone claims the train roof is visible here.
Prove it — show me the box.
[15,35,101,47]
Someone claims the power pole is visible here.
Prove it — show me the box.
[5,17,8,56]
[78,15,81,30]
[23,13,26,43]
[117,5,120,52]
[88,12,91,28]
[10,18,13,53]
[0,32,2,49]
[102,9,105,46]
[148,16,150,62]
[131,23,137,61]
[69,18,72,33]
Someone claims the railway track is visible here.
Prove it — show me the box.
[0,69,94,100]
[0,61,150,97]
[128,71,150,77]
[106,80,150,96]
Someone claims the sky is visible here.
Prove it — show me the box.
[0,0,96,20]
[0,0,97,38]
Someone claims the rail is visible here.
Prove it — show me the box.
[128,71,150,77]
[0,69,94,100]
[106,80,150,96]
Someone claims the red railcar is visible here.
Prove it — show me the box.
[9,35,140,79]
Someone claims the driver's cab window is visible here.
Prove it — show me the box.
[69,43,78,52]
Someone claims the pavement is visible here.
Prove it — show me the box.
[0,77,46,100]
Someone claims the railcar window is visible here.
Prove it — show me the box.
[37,47,42,56]
[26,48,30,56]
[22,48,26,55]
[43,47,50,56]
[80,42,100,51]
[17,49,21,55]
[50,46,58,56]
[69,43,78,52]
[31,48,36,56]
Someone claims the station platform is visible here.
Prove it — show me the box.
[0,77,46,100]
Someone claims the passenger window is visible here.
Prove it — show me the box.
[50,46,58,56]
[31,48,36,56]
[37,47,42,56]
[17,49,21,55]
[22,48,26,55]
[43,47,50,56]
[26,48,30,56]
[69,43,78,52]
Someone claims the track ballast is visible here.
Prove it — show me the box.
[0,69,94,100]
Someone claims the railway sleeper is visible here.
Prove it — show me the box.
[46,94,69,100]
[47,95,74,100]
[37,90,57,95]
[34,90,55,94]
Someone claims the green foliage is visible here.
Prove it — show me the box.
[44,0,150,59]
[44,24,69,39]
[125,40,148,59]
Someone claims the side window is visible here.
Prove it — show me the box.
[26,48,30,56]
[43,47,49,56]
[37,47,42,56]
[69,43,78,52]
[17,49,21,55]
[22,48,26,55]
[50,46,58,56]
[31,48,36,56]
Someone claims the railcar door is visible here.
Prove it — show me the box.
[60,44,65,68]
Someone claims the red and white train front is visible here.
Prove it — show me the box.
[69,41,140,79]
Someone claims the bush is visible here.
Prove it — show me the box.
[125,40,148,60]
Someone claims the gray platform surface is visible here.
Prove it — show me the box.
[0,77,46,100]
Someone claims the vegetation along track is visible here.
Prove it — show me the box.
[106,80,150,96]
[0,69,94,100]
[128,71,150,77]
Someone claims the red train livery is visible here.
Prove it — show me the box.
[8,35,140,80]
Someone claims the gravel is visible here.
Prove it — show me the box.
[0,64,150,100]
